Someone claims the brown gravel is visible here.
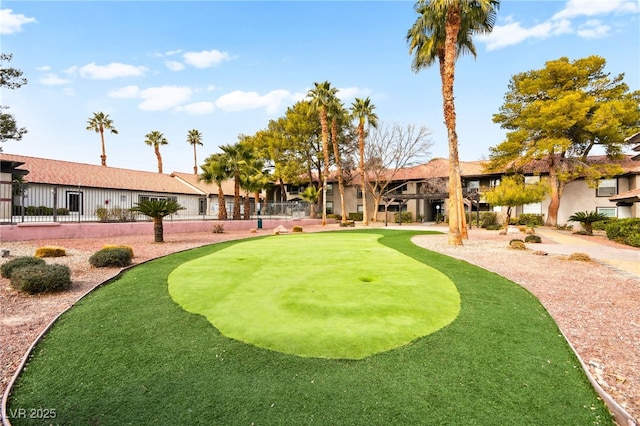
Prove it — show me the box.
[1,225,639,422]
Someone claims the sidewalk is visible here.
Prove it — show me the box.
[533,227,640,280]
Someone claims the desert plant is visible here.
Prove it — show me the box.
[292,226,303,233]
[509,239,526,250]
[35,246,66,258]
[479,212,497,228]
[212,224,225,234]
[0,256,45,278]
[485,224,502,231]
[102,245,134,258]
[517,214,545,227]
[394,212,413,224]
[348,212,363,221]
[130,199,185,242]
[340,220,356,227]
[524,235,542,243]
[567,252,591,262]
[89,247,133,268]
[568,211,609,236]
[10,264,72,294]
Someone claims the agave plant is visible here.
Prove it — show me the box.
[567,211,609,236]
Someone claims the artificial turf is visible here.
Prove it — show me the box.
[6,229,613,425]
[168,232,460,359]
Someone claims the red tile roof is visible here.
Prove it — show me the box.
[1,153,203,195]
[171,172,237,195]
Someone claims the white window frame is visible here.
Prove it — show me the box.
[597,179,617,197]
[596,207,617,218]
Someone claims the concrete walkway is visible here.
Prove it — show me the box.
[533,227,640,280]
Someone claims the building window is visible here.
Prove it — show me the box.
[392,184,407,195]
[466,180,480,190]
[356,187,363,199]
[490,178,500,188]
[289,185,299,195]
[357,204,363,213]
[596,179,617,197]
[522,203,542,214]
[326,183,333,196]
[596,207,617,217]
[139,195,177,203]
[326,201,334,215]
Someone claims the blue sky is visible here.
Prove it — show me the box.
[2,0,639,174]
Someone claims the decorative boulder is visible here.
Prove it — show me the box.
[506,226,521,234]
[273,225,288,235]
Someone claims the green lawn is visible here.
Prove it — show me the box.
[7,229,612,425]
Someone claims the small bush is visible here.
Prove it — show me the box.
[567,252,591,262]
[605,218,640,248]
[35,246,66,258]
[212,224,225,234]
[1,256,46,278]
[326,213,340,220]
[348,212,363,221]
[485,224,502,231]
[479,212,497,228]
[292,226,303,233]
[394,212,413,223]
[340,220,355,227]
[89,247,133,268]
[102,245,134,258]
[524,235,541,243]
[10,264,72,294]
[517,214,545,226]
[556,224,573,231]
[509,239,526,250]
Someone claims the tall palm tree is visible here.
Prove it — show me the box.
[86,112,118,167]
[220,142,254,220]
[186,129,203,175]
[407,0,499,245]
[328,99,349,225]
[130,198,184,242]
[307,81,338,226]
[144,131,169,173]
[239,157,267,220]
[200,153,229,220]
[350,97,378,226]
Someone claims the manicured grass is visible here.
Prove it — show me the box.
[7,230,612,425]
[168,233,460,359]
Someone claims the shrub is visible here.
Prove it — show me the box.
[10,264,72,294]
[485,224,502,231]
[524,235,542,243]
[605,218,640,248]
[394,212,413,224]
[212,224,225,234]
[479,212,497,228]
[348,212,363,221]
[340,220,355,227]
[568,211,610,236]
[89,247,133,268]
[35,246,66,258]
[567,252,591,262]
[516,214,545,226]
[326,213,340,220]
[509,239,526,250]
[1,256,46,278]
[556,224,573,231]
[102,245,134,258]
[292,226,303,233]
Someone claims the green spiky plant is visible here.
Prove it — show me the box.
[130,199,184,242]
[567,211,609,236]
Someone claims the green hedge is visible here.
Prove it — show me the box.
[0,256,46,278]
[605,218,640,248]
[89,247,133,268]
[347,212,363,221]
[394,212,413,223]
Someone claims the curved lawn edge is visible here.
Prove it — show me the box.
[1,230,628,425]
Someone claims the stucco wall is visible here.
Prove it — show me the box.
[0,219,326,242]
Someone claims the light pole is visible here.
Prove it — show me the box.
[436,204,440,223]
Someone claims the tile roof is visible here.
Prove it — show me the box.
[609,188,640,202]
[1,153,203,195]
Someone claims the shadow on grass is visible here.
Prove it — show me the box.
[6,230,612,425]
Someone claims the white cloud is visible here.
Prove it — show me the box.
[479,0,638,51]
[36,65,51,71]
[108,85,140,99]
[216,89,299,114]
[336,86,373,101]
[177,102,215,115]
[38,73,71,86]
[75,62,148,80]
[183,49,232,68]
[138,85,193,111]
[165,60,185,71]
[553,0,639,19]
[577,19,611,38]
[165,49,182,56]
[0,9,37,35]
[206,85,217,91]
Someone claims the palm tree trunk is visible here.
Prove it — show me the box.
[233,174,241,220]
[100,128,107,167]
[193,145,198,175]
[217,186,228,220]
[243,193,251,220]
[359,124,368,225]
[320,106,330,226]
[442,7,464,246]
[331,118,347,224]
[154,146,163,173]
[153,217,164,243]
